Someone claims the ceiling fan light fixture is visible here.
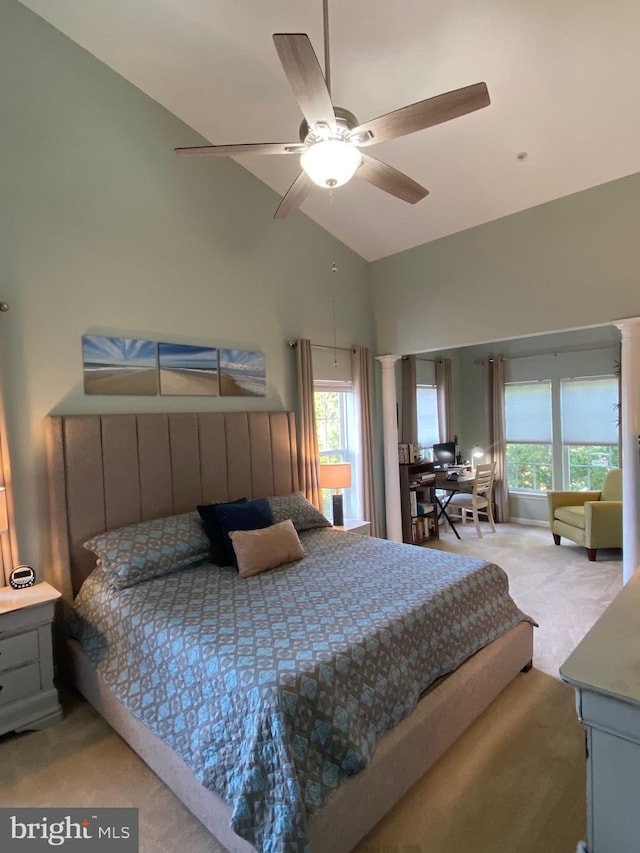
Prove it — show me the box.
[300,140,362,188]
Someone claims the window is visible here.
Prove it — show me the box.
[505,381,553,492]
[561,376,619,490]
[314,382,359,520]
[416,384,438,450]
[505,374,620,494]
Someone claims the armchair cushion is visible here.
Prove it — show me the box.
[554,505,586,529]
[547,491,601,522]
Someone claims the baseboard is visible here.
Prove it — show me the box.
[508,517,550,528]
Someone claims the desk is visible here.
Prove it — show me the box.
[434,472,474,540]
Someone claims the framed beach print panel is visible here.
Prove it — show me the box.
[82,335,157,396]
[219,349,266,397]
[158,343,219,396]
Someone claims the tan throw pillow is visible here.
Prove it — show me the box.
[229,519,306,578]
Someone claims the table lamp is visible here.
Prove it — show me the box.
[319,463,352,526]
[471,446,484,471]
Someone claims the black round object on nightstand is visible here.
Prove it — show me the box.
[8,565,36,589]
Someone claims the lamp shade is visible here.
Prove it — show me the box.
[300,141,362,188]
[471,446,484,471]
[318,462,352,490]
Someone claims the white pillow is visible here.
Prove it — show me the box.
[229,519,306,578]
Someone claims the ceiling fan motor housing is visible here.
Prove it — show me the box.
[298,106,359,144]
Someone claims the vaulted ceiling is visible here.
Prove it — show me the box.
[18,0,640,261]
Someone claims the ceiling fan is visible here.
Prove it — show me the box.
[175,1,490,219]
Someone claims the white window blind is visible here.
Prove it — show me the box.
[505,381,552,443]
[416,385,438,447]
[561,376,618,444]
[314,378,353,393]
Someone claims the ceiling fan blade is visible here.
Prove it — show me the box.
[349,82,490,147]
[274,171,313,219]
[357,154,428,204]
[273,33,336,132]
[175,142,306,157]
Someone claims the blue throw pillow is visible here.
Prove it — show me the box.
[214,498,275,566]
[197,498,247,565]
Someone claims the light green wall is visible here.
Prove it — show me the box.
[3,0,640,567]
[0,0,374,572]
[370,170,640,356]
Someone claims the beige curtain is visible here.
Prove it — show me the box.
[352,345,380,537]
[295,338,322,509]
[485,356,509,522]
[436,357,454,442]
[400,355,417,446]
[0,370,17,586]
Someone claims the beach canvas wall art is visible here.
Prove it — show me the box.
[158,343,219,396]
[219,349,266,397]
[82,335,158,396]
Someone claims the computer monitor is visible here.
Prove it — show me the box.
[432,441,456,468]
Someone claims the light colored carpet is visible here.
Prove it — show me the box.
[0,524,623,852]
[429,520,623,679]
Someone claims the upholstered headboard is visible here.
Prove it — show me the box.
[45,411,299,602]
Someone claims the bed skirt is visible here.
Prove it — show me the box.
[67,620,533,853]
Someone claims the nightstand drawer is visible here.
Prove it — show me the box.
[0,662,41,707]
[0,630,39,672]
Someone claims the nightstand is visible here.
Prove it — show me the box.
[335,519,371,536]
[0,581,62,735]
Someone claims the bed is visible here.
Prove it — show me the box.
[45,411,534,853]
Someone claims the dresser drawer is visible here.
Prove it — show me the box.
[0,630,39,672]
[0,662,41,707]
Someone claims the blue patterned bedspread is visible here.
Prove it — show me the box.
[69,529,532,853]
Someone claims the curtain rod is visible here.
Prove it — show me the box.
[474,342,619,365]
[288,340,354,354]
[403,354,440,364]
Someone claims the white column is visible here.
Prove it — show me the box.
[613,317,640,584]
[376,354,402,541]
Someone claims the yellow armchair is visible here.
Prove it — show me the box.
[547,468,622,561]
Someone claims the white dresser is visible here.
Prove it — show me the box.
[560,572,640,853]
[0,581,62,735]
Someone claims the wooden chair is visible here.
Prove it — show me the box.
[448,462,497,539]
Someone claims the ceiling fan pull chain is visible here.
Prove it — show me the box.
[323,0,331,96]
[332,262,338,368]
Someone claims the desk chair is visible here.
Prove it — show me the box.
[448,463,497,539]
